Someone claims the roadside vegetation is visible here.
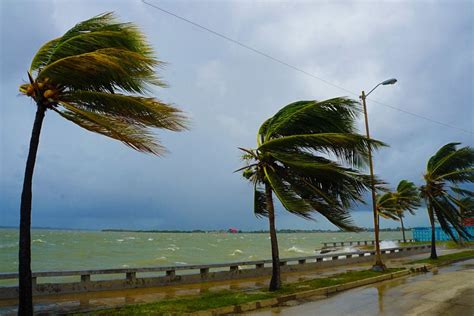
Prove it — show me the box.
[400,241,474,249]
[410,250,474,265]
[89,269,401,315]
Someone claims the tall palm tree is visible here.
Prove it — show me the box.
[420,143,473,259]
[239,98,384,291]
[378,180,420,242]
[17,13,187,314]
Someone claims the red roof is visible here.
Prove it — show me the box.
[463,218,474,227]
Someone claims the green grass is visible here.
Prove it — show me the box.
[87,269,401,315]
[400,241,474,249]
[409,250,474,265]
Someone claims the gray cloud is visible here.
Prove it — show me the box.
[1,0,472,231]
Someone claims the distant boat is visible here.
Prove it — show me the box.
[228,227,239,234]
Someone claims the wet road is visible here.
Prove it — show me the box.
[249,259,474,316]
[0,249,464,314]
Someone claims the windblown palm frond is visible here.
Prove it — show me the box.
[240,97,386,231]
[421,143,474,246]
[19,12,186,155]
[376,192,399,220]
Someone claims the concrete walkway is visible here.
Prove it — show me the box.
[0,248,461,315]
[249,258,474,316]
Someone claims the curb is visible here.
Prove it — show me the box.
[190,270,410,316]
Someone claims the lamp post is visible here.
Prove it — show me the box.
[360,78,397,271]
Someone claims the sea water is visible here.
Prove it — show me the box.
[0,228,410,274]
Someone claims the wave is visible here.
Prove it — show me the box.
[166,247,180,252]
[32,239,45,243]
[380,240,398,249]
[155,256,167,261]
[230,249,243,256]
[286,246,312,254]
[148,238,154,241]
[116,239,124,242]
[175,261,187,265]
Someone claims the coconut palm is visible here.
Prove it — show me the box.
[239,98,384,291]
[420,143,474,259]
[378,180,420,242]
[17,13,187,313]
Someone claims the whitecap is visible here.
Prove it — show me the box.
[175,261,187,265]
[380,240,398,249]
[32,239,45,243]
[286,246,311,254]
[122,264,129,268]
[155,256,167,261]
[116,239,124,242]
[148,238,154,241]
[230,249,243,256]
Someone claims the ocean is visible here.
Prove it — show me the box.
[0,228,410,275]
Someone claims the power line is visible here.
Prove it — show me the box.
[142,0,473,136]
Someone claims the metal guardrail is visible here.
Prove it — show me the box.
[321,239,416,248]
[0,245,429,284]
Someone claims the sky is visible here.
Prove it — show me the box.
[0,0,473,231]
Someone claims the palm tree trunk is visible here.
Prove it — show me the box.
[265,182,281,291]
[400,216,406,243]
[428,205,437,259]
[373,213,385,270]
[19,103,46,315]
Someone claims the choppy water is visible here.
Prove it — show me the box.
[0,228,410,274]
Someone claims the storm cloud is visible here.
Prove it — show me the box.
[1,0,472,230]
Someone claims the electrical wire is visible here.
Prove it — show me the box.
[142,0,473,135]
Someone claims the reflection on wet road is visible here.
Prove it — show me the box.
[250,259,474,316]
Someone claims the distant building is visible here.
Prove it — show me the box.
[412,225,474,242]
[463,217,474,227]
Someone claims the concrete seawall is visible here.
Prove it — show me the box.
[0,245,430,299]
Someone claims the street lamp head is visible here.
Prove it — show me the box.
[381,78,397,85]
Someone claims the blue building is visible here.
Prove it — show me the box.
[412,226,474,242]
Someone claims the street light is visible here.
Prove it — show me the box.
[360,78,397,271]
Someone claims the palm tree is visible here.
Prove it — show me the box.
[378,180,420,242]
[17,13,187,314]
[420,143,473,259]
[239,98,384,291]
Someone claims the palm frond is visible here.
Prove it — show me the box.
[428,143,474,178]
[37,48,161,93]
[54,102,164,155]
[254,183,268,218]
[262,98,360,141]
[431,195,471,241]
[263,166,313,217]
[259,133,385,167]
[451,187,474,197]
[29,38,61,72]
[59,91,187,131]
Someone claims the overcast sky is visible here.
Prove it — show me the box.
[1,0,473,231]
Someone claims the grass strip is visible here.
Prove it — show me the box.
[409,250,474,265]
[88,269,401,315]
[400,241,474,249]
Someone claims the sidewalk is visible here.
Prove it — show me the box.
[249,258,474,316]
[0,248,460,315]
